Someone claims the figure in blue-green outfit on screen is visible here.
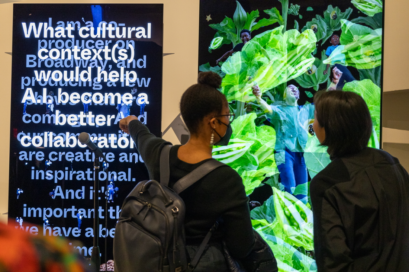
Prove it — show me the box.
[253,84,314,202]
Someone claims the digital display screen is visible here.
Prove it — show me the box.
[9,3,163,262]
[199,0,383,269]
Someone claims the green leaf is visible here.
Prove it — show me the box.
[271,187,314,250]
[343,79,381,148]
[299,14,303,20]
[198,62,226,78]
[294,20,299,31]
[265,174,280,190]
[243,10,260,31]
[305,91,313,98]
[323,20,382,69]
[358,66,381,86]
[351,0,383,17]
[212,113,279,195]
[293,182,310,196]
[288,4,300,16]
[254,230,317,271]
[302,15,328,43]
[351,12,383,29]
[233,0,247,30]
[306,7,314,12]
[208,37,224,52]
[209,16,236,34]
[220,26,317,102]
[251,195,276,222]
[209,17,240,46]
[252,7,284,31]
[295,50,330,91]
[321,5,353,45]
[251,188,315,257]
[304,136,331,179]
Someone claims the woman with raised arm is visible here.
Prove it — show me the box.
[311,91,409,271]
[119,72,277,272]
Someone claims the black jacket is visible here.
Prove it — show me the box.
[128,120,254,258]
[311,148,409,271]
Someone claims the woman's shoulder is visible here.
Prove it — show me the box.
[310,159,350,194]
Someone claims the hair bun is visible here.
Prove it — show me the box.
[198,71,222,88]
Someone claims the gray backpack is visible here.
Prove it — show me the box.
[114,145,224,272]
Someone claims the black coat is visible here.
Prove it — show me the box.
[311,148,409,271]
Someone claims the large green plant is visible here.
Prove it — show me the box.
[208,2,283,50]
[302,6,353,46]
[212,113,279,195]
[323,20,382,69]
[343,79,381,148]
[220,26,316,104]
[295,50,330,91]
[251,188,316,271]
[351,0,383,17]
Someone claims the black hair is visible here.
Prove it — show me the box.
[180,72,227,135]
[314,90,372,158]
[240,29,251,36]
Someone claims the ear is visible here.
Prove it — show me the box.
[209,117,217,129]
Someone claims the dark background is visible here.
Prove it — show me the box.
[10,4,163,262]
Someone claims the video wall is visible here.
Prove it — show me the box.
[9,3,163,263]
[199,0,383,270]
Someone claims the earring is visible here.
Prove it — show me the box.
[210,132,214,146]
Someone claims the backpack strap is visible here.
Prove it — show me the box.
[173,159,224,194]
[159,144,172,187]
[188,222,219,271]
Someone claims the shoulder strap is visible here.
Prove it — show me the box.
[173,160,224,194]
[159,144,172,187]
[188,222,219,271]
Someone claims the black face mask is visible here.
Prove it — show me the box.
[213,120,233,146]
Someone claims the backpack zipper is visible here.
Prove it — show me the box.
[133,198,171,267]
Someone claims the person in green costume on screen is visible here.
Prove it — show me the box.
[253,84,314,202]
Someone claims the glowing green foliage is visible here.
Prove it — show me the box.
[295,51,330,91]
[209,4,283,49]
[323,20,382,69]
[252,7,284,32]
[272,187,314,250]
[304,136,331,179]
[212,113,278,195]
[233,0,247,30]
[352,0,383,17]
[208,37,224,52]
[321,6,353,44]
[305,91,314,98]
[198,63,225,78]
[288,4,300,16]
[251,190,316,270]
[352,12,383,29]
[220,26,316,102]
[343,79,381,148]
[209,17,240,46]
[359,66,381,86]
[302,15,328,42]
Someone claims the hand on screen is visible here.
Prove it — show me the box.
[252,85,261,98]
[119,115,138,134]
[332,67,343,84]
